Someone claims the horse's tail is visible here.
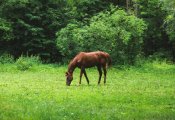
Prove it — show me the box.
[98,51,112,68]
[103,52,111,68]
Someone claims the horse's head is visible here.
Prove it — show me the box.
[65,72,73,86]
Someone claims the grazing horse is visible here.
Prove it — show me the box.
[65,51,111,86]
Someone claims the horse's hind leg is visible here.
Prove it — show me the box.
[97,66,102,85]
[83,69,89,85]
[103,66,107,84]
[79,68,84,85]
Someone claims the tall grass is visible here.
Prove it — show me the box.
[0,61,175,120]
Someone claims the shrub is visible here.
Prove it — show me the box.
[0,53,14,64]
[15,55,41,71]
[56,7,147,65]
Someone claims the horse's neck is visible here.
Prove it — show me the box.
[68,61,76,74]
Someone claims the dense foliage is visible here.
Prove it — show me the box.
[0,0,174,64]
[56,8,146,64]
[163,0,175,60]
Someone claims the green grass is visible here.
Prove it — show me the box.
[0,61,175,120]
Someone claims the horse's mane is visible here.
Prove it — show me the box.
[68,54,79,71]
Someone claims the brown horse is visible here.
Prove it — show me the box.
[65,51,111,86]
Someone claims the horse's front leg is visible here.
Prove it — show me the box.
[83,69,89,85]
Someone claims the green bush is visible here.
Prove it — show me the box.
[56,7,147,65]
[15,55,41,71]
[0,53,14,64]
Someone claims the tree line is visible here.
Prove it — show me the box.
[0,0,174,64]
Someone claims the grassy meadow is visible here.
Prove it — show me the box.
[0,61,175,120]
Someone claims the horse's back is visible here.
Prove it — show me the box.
[74,51,99,67]
[86,51,110,66]
[77,51,110,61]
[73,51,111,68]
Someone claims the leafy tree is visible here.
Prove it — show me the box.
[0,0,110,62]
[0,18,14,54]
[56,7,146,64]
[0,0,174,63]
[0,0,75,62]
[163,0,175,60]
[0,18,13,41]
[137,0,171,58]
